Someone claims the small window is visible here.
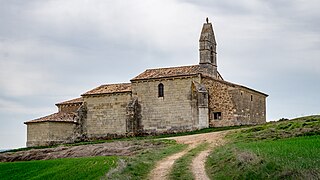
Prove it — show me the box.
[210,46,214,63]
[158,83,164,97]
[251,95,253,101]
[213,112,222,120]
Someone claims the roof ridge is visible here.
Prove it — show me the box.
[131,64,201,81]
[99,82,131,86]
[144,64,199,71]
[55,97,83,106]
[82,83,132,96]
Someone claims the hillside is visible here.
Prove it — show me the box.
[0,115,319,179]
[206,115,320,179]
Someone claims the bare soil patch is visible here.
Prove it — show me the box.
[0,140,164,162]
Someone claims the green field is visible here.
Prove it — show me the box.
[206,115,320,179]
[0,156,117,180]
[0,140,185,180]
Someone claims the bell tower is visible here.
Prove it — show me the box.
[199,18,217,78]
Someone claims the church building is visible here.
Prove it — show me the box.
[25,20,268,147]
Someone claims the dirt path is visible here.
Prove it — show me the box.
[191,149,211,180]
[149,131,229,180]
[148,147,191,180]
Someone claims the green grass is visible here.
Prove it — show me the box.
[206,115,320,179]
[169,143,209,180]
[0,139,185,180]
[0,156,117,180]
[107,139,186,180]
[230,115,320,142]
[237,136,320,170]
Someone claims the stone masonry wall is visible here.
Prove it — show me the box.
[26,122,49,147]
[131,76,200,133]
[202,78,236,126]
[84,93,132,139]
[202,77,266,127]
[26,122,75,147]
[230,88,266,125]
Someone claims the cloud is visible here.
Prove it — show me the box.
[27,0,205,52]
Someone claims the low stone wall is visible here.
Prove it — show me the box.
[26,122,76,147]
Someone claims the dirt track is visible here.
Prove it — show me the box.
[149,131,229,180]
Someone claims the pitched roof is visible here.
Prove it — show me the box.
[24,112,77,124]
[82,83,132,96]
[202,75,269,97]
[131,65,201,81]
[55,97,83,106]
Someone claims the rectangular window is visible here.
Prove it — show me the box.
[251,95,253,101]
[213,112,222,120]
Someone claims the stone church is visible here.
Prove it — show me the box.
[25,20,268,147]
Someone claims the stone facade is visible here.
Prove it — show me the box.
[25,19,268,147]
[131,76,201,133]
[26,122,76,147]
[202,77,267,127]
[83,93,132,139]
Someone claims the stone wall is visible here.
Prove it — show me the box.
[192,81,209,129]
[230,87,266,125]
[132,76,201,133]
[26,122,75,147]
[202,77,266,127]
[84,93,132,139]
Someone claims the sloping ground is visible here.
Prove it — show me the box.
[0,141,164,162]
[206,115,320,179]
[1,115,318,179]
[148,115,320,180]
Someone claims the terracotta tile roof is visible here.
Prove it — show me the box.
[131,65,201,81]
[55,97,83,106]
[24,112,77,124]
[82,83,132,96]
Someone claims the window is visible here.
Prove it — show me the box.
[213,112,222,120]
[251,95,253,101]
[158,83,164,97]
[210,46,214,63]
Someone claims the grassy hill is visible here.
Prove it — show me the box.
[0,115,319,179]
[206,115,320,179]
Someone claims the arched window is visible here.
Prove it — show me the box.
[210,46,214,63]
[158,83,164,97]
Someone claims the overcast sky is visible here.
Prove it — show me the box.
[1,0,319,149]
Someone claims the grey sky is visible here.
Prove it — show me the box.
[0,0,319,149]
